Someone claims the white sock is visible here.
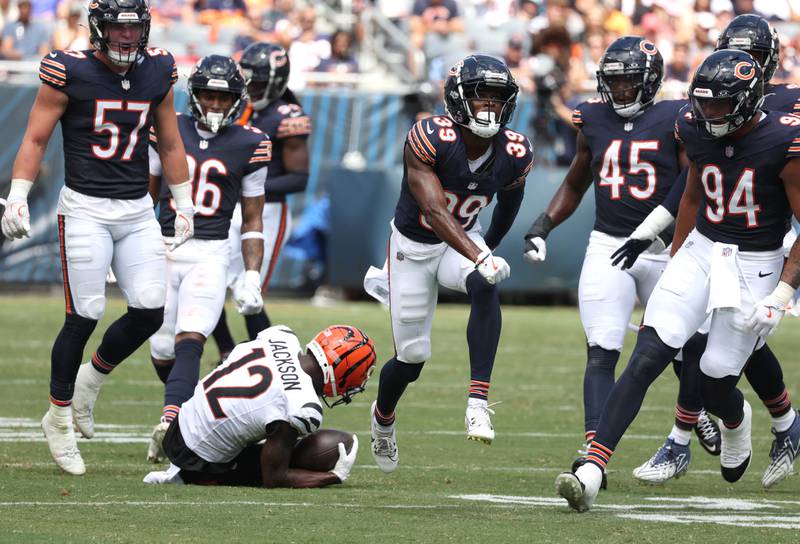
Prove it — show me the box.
[575,462,603,489]
[772,410,796,433]
[81,362,107,389]
[668,425,692,446]
[468,398,487,409]
[48,403,72,426]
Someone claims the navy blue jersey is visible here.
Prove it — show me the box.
[154,114,271,240]
[764,83,800,115]
[676,108,800,251]
[573,98,686,237]
[243,98,311,202]
[39,48,178,199]
[394,115,533,244]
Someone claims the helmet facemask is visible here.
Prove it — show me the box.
[597,67,650,118]
[190,87,242,134]
[90,18,149,67]
[455,80,517,139]
[690,86,763,138]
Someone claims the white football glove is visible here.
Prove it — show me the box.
[475,249,511,285]
[745,281,795,337]
[523,236,546,263]
[168,180,195,251]
[331,434,358,483]
[233,270,263,315]
[1,179,33,240]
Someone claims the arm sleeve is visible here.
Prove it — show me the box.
[265,171,308,196]
[662,168,687,216]
[483,184,525,250]
[241,167,267,197]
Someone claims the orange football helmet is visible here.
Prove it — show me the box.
[307,325,377,407]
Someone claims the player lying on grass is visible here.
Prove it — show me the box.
[144,324,375,488]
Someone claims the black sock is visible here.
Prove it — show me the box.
[152,358,174,385]
[593,327,677,452]
[701,373,744,427]
[244,310,270,340]
[674,332,707,430]
[375,357,424,423]
[211,308,236,357]
[744,344,792,416]
[93,306,164,374]
[164,338,205,409]
[49,313,98,404]
[465,271,500,400]
[583,345,620,435]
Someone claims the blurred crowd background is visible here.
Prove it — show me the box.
[0,0,798,163]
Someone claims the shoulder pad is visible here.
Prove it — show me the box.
[573,98,605,128]
[144,47,178,85]
[249,134,272,166]
[501,128,533,184]
[406,116,457,166]
[39,50,84,89]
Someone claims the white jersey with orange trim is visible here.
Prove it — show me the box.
[178,325,323,463]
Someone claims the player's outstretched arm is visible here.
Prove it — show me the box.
[671,162,702,256]
[260,421,342,488]
[265,136,309,195]
[2,84,67,239]
[405,145,483,262]
[523,130,592,263]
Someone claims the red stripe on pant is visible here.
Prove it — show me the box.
[261,201,288,294]
[57,215,75,315]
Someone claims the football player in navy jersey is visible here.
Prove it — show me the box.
[0,0,192,475]
[615,15,800,489]
[363,55,532,472]
[143,55,270,462]
[210,42,311,360]
[557,50,800,512]
[521,37,698,464]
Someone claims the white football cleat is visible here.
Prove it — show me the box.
[762,411,800,489]
[72,362,104,439]
[143,463,184,485]
[465,400,495,444]
[41,409,85,475]
[720,400,752,483]
[632,438,691,485]
[555,461,603,513]
[147,421,171,463]
[370,401,398,473]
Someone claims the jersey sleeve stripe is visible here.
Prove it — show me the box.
[40,65,66,80]
[41,57,66,70]
[249,157,271,164]
[414,123,437,157]
[407,129,434,164]
[39,73,66,87]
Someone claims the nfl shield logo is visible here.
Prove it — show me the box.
[199,140,208,150]
[725,146,734,158]
[121,79,130,90]
[624,122,634,132]
[722,247,732,257]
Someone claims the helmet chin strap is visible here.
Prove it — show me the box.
[468,110,500,138]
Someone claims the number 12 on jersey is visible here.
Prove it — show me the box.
[599,139,659,200]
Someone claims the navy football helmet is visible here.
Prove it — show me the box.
[88,0,151,67]
[188,55,246,133]
[689,49,764,138]
[239,42,290,111]
[596,36,663,118]
[444,54,519,138]
[716,14,779,83]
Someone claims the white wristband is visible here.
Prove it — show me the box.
[168,180,194,212]
[244,270,261,286]
[771,281,796,308]
[630,205,674,241]
[8,178,33,200]
[241,231,264,241]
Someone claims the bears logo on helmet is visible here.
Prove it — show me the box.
[734,61,756,80]
[307,325,377,407]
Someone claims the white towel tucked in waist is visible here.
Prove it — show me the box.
[707,242,741,312]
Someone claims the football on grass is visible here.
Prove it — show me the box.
[290,429,354,472]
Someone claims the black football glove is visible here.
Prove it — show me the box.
[610,239,653,270]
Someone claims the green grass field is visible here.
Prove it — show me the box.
[1,294,800,543]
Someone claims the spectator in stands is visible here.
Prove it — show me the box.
[31,0,58,27]
[0,0,18,33]
[194,0,247,26]
[150,0,195,24]
[260,0,293,34]
[316,30,358,75]
[1,0,49,60]
[288,6,330,82]
[503,35,532,93]
[665,42,691,82]
[51,3,89,51]
[409,0,465,61]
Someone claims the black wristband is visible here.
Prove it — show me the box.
[525,213,554,241]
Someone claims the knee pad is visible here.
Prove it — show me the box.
[397,338,430,364]
[128,306,165,335]
[150,331,175,360]
[586,345,620,372]
[134,280,166,309]
[62,312,99,343]
[75,294,106,321]
[627,327,678,385]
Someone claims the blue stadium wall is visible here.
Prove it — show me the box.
[0,84,596,293]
